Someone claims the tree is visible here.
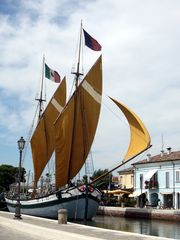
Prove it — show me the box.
[0,164,26,192]
[92,169,112,191]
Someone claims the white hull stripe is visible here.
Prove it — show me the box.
[51,98,63,113]
[82,80,101,104]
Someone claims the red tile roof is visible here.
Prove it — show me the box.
[133,151,180,165]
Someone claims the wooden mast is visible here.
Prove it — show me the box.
[68,22,84,183]
[70,22,89,221]
[35,55,46,120]
[33,56,46,191]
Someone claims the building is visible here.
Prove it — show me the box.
[132,149,180,209]
[118,167,134,190]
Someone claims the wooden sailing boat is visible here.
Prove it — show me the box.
[5,46,103,220]
[5,26,151,220]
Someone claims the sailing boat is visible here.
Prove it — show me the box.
[5,26,151,220]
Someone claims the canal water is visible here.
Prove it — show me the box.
[74,215,180,239]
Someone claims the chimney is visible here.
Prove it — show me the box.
[147,153,151,161]
[160,150,164,157]
[167,147,172,154]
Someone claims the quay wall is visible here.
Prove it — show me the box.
[97,206,180,221]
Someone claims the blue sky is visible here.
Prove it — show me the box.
[0,0,180,177]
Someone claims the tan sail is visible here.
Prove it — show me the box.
[110,97,151,161]
[55,56,102,188]
[31,78,66,185]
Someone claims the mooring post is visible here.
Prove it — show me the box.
[58,209,67,224]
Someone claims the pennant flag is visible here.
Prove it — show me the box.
[45,63,61,83]
[83,29,102,51]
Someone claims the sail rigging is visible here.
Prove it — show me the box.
[91,97,151,185]
[55,56,102,188]
[31,78,66,186]
[109,97,151,161]
[6,26,103,221]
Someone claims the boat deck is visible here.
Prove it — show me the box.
[0,211,169,240]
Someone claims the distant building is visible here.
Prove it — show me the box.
[132,149,180,209]
[117,167,134,190]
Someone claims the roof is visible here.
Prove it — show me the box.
[118,167,134,174]
[133,151,180,165]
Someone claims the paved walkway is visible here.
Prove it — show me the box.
[0,211,173,240]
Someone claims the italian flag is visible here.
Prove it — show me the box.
[45,63,61,83]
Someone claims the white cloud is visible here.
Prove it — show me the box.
[0,0,180,175]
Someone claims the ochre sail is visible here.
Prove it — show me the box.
[31,78,66,185]
[110,97,151,161]
[55,56,102,188]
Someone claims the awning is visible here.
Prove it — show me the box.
[103,189,131,195]
[144,169,157,181]
[161,192,173,195]
[129,190,146,197]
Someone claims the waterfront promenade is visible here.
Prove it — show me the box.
[97,206,180,221]
[0,211,172,240]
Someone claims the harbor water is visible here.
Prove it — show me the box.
[74,215,180,239]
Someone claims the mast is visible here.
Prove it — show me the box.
[35,55,46,120]
[70,22,88,221]
[72,21,83,90]
[33,56,46,190]
[68,22,84,183]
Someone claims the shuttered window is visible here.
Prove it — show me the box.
[140,174,143,189]
[176,171,180,182]
[165,172,170,188]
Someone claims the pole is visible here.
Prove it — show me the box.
[36,55,46,120]
[14,149,22,219]
[91,145,152,186]
[140,175,143,208]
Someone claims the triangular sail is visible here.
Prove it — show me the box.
[55,56,102,188]
[31,78,66,185]
[110,97,151,161]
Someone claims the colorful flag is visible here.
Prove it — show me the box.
[45,63,61,83]
[83,29,102,51]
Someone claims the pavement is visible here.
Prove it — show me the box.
[0,211,174,240]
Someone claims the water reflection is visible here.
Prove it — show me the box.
[73,216,180,239]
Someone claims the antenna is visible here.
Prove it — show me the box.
[161,134,164,152]
[160,134,165,156]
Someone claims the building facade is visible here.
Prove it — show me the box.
[132,149,180,209]
[118,167,134,190]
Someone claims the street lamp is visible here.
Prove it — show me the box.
[14,136,25,220]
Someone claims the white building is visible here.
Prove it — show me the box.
[132,149,180,209]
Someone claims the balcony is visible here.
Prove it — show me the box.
[145,180,159,189]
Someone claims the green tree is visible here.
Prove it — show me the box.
[92,169,112,191]
[0,164,26,192]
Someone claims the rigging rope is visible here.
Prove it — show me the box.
[22,103,39,167]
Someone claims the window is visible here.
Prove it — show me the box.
[140,174,143,189]
[149,172,158,188]
[165,172,170,188]
[151,172,158,182]
[131,175,134,185]
[176,171,180,183]
[119,176,123,184]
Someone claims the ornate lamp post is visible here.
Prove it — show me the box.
[14,136,25,220]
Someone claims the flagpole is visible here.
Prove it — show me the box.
[36,54,46,120]
[75,20,83,90]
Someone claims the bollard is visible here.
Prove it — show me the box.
[58,209,67,224]
[121,202,125,208]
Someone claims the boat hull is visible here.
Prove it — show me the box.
[5,188,100,220]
